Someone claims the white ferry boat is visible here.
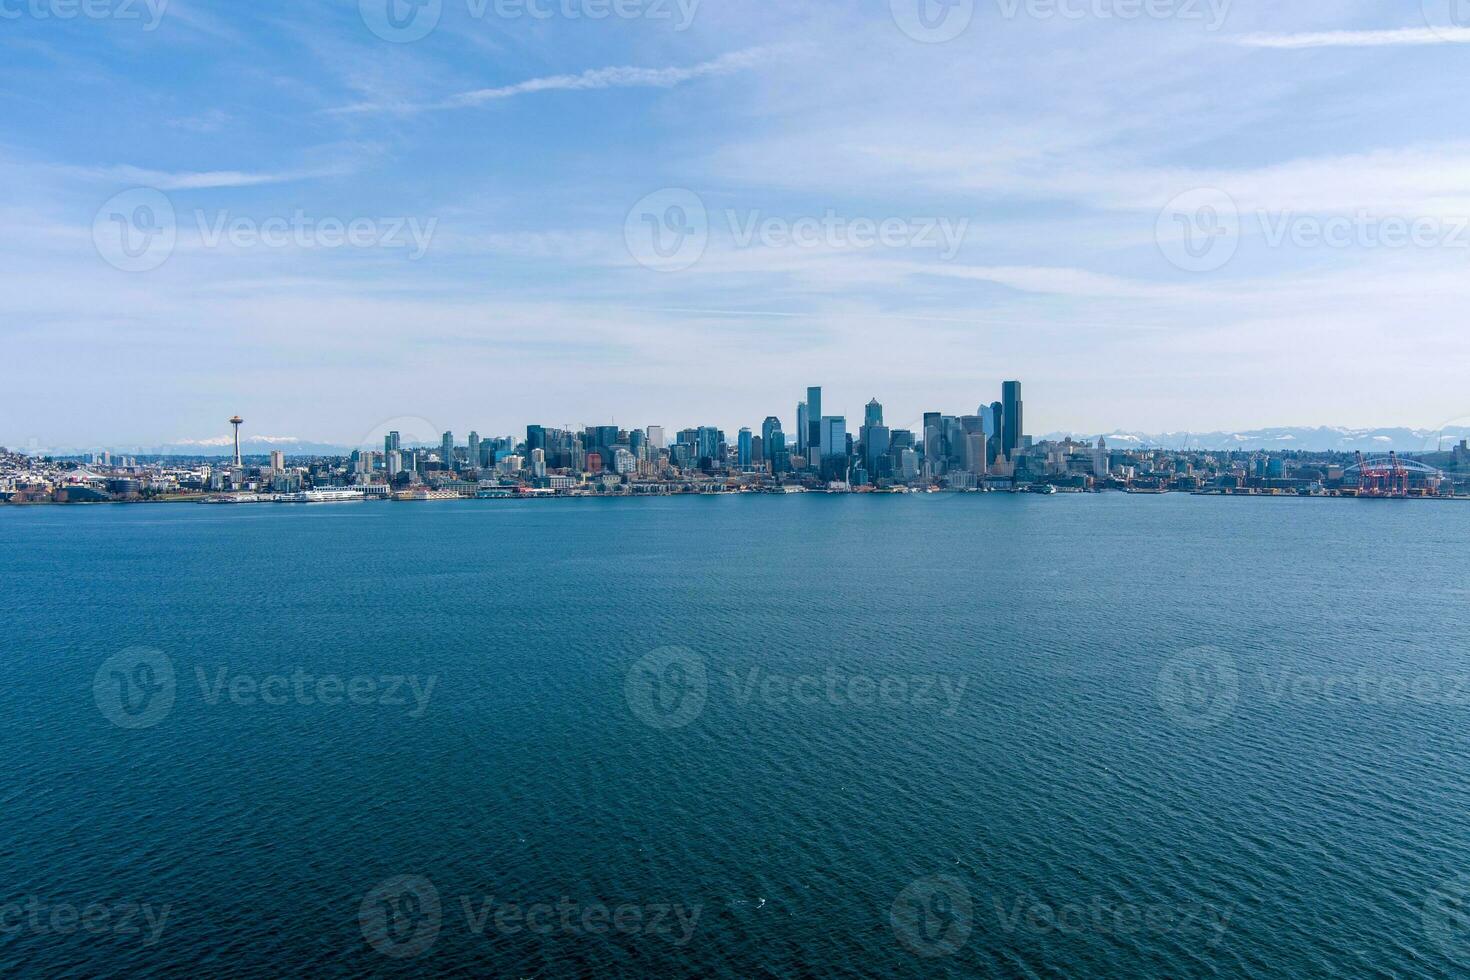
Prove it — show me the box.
[393,488,463,502]
[277,489,365,503]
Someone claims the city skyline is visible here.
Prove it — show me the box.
[8,2,1470,445]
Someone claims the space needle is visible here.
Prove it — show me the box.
[229,416,244,467]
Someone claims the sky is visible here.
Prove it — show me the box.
[6,0,1470,450]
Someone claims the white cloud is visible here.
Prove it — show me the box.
[335,48,779,115]
[1237,28,1470,48]
[64,163,348,190]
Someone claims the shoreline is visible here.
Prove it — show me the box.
[7,489,1470,507]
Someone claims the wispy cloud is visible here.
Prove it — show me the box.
[1237,28,1470,48]
[334,48,778,115]
[64,163,350,190]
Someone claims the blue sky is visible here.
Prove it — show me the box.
[6,0,1470,449]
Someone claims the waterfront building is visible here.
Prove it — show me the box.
[959,416,987,476]
[820,415,847,481]
[1002,381,1023,461]
[762,417,782,460]
[807,387,823,465]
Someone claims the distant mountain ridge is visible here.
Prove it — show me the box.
[1041,427,1470,454]
[30,425,1470,458]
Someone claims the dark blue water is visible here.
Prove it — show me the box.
[3,495,1469,977]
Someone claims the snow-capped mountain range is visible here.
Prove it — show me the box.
[1041,427,1470,453]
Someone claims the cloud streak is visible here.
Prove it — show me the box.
[1237,28,1470,48]
[66,164,349,190]
[335,48,777,115]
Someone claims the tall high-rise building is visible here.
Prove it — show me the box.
[646,425,666,450]
[385,431,400,455]
[806,387,822,464]
[819,415,847,480]
[1002,381,1023,461]
[695,427,723,467]
[859,399,888,483]
[761,417,782,460]
[960,416,987,476]
[863,424,890,481]
[441,431,455,470]
[737,428,753,468]
[923,412,944,477]
[467,432,481,471]
[269,450,285,473]
[988,401,1004,465]
[796,401,809,454]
